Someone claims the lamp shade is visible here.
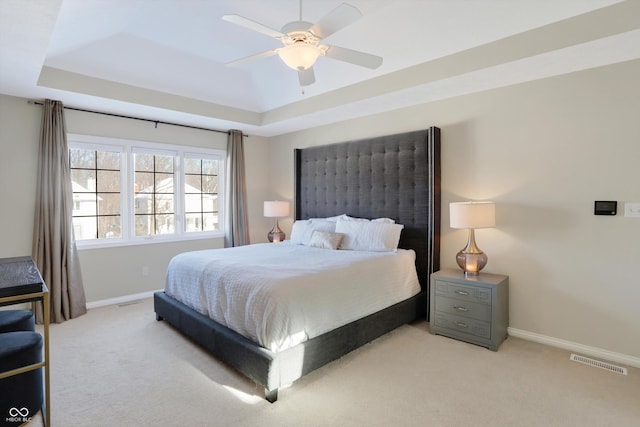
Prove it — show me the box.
[450,202,495,229]
[264,201,290,218]
[277,44,321,70]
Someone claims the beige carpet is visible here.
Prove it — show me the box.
[27,298,639,427]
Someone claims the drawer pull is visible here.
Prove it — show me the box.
[453,321,468,328]
[454,306,468,312]
[454,290,469,296]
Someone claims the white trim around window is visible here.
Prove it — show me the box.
[68,134,225,249]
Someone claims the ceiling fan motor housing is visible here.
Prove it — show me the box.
[277,21,327,71]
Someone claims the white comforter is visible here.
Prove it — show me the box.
[165,242,420,352]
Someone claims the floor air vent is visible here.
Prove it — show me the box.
[117,299,145,308]
[570,354,627,375]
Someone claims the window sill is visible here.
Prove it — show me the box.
[76,232,224,250]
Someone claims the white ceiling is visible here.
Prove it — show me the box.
[1,0,639,137]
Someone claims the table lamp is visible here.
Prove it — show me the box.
[450,201,495,276]
[264,201,290,242]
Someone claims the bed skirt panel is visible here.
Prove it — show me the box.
[154,291,277,388]
[154,290,426,399]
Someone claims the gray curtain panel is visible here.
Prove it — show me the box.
[224,129,250,247]
[33,99,87,323]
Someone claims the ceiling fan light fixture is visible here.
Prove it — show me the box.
[277,43,321,70]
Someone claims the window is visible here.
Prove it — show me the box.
[133,150,176,237]
[68,135,225,248]
[184,156,219,232]
[69,146,122,240]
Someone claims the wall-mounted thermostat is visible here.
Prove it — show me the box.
[594,201,617,215]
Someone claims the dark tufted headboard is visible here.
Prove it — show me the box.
[294,127,441,291]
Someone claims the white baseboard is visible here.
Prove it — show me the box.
[86,290,161,310]
[508,327,640,369]
[85,293,640,370]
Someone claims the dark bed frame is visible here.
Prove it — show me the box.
[154,127,441,402]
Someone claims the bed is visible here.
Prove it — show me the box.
[154,127,441,402]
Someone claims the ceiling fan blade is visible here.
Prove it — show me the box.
[222,14,284,39]
[325,45,383,69]
[226,49,278,67]
[298,67,316,86]
[308,3,362,39]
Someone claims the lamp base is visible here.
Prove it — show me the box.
[456,251,488,276]
[267,219,285,243]
[267,229,286,243]
[456,229,488,276]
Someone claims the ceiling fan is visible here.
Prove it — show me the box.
[222,1,383,86]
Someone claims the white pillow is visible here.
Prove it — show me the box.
[341,215,395,224]
[290,220,336,245]
[290,220,310,244]
[335,218,404,252]
[340,215,368,222]
[308,231,344,250]
[372,217,396,224]
[309,214,345,222]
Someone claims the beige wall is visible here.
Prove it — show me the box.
[0,97,40,257]
[266,60,640,360]
[0,95,270,302]
[1,59,638,360]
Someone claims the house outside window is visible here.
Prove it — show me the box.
[184,156,219,233]
[133,151,176,237]
[68,135,225,248]
[69,146,122,240]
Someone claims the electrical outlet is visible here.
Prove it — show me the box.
[142,266,149,276]
[624,202,640,218]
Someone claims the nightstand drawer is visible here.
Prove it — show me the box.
[435,296,491,322]
[434,280,491,304]
[433,313,491,340]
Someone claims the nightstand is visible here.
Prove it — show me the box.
[429,269,509,351]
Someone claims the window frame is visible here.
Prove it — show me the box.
[68,134,225,249]
[131,146,179,239]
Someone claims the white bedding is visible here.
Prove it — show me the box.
[165,242,420,352]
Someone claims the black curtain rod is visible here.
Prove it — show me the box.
[29,100,246,136]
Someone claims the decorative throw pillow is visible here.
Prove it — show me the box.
[335,218,404,252]
[308,231,344,250]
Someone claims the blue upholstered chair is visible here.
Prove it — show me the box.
[0,310,41,423]
[0,310,35,333]
[0,331,44,424]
